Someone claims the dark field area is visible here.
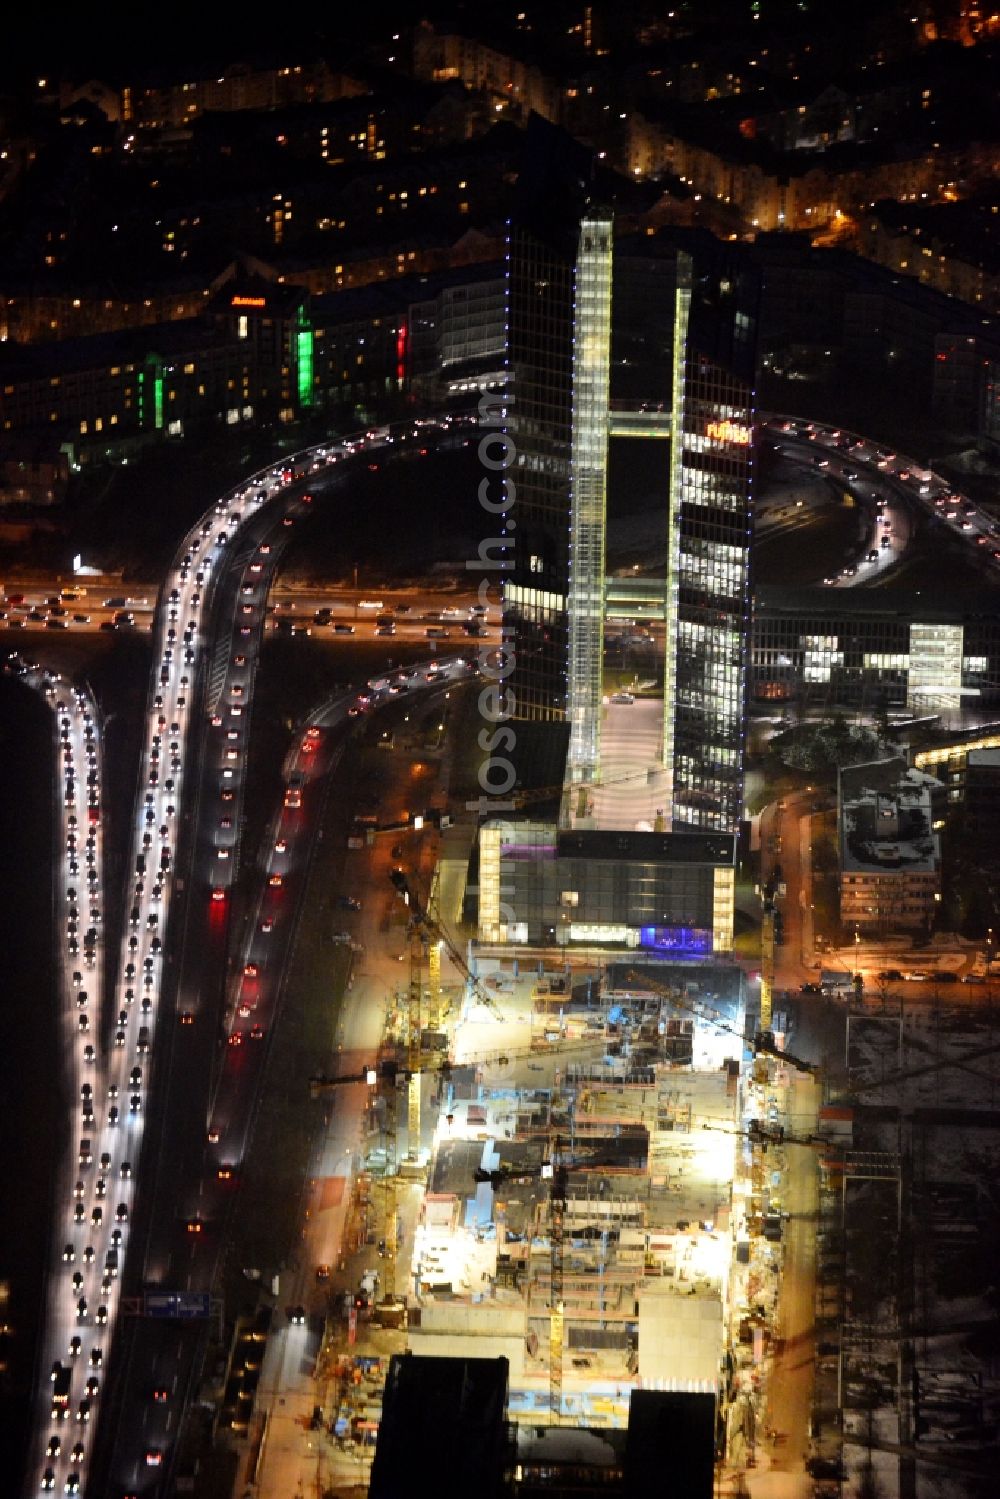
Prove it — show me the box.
[6,428,486,587]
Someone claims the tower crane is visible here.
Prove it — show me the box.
[760,889,776,1036]
[619,969,818,1077]
[694,1116,828,1151]
[308,1064,377,1100]
[389,868,506,1023]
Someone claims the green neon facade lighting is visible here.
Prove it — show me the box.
[154,373,164,430]
[296,314,314,408]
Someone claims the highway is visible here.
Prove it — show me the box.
[763,415,1000,586]
[17,413,484,1498]
[1,583,496,645]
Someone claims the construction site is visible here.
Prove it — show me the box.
[288,829,1000,1499]
[302,858,831,1481]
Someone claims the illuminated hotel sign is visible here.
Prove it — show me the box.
[231,295,267,309]
[706,418,751,445]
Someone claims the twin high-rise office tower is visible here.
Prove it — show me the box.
[502,119,757,834]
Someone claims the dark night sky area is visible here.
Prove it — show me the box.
[2,3,417,79]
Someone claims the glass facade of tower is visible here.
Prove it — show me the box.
[668,252,756,833]
[504,121,754,834]
[566,211,613,782]
[505,222,575,722]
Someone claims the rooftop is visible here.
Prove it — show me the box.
[839,759,942,875]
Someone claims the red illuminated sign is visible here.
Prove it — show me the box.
[396,318,408,384]
[706,419,751,445]
[231,295,266,309]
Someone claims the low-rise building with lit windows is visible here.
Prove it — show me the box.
[477,821,736,953]
[0,264,505,461]
[752,586,1000,711]
[839,759,943,935]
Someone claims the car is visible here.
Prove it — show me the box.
[903,970,931,982]
[962,973,986,985]
[64,1474,80,1495]
[145,1449,163,1467]
[250,1023,264,1040]
[76,1400,90,1423]
[95,1305,107,1325]
[228,1031,244,1047]
[212,887,226,902]
[116,1202,128,1222]
[186,1218,203,1234]
[46,1436,61,1458]
[260,917,273,933]
[180,1009,194,1024]
[244,962,259,978]
[63,1243,75,1262]
[152,1387,169,1403]
[85,1376,99,1396]
[269,873,283,887]
[290,1305,306,1325]
[316,1263,331,1280]
[800,982,822,994]
[807,1457,845,1480]
[89,1346,102,1368]
[41,1471,55,1491]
